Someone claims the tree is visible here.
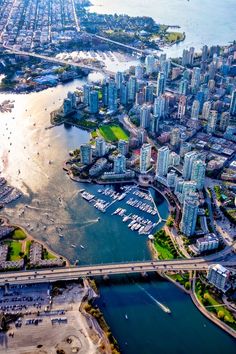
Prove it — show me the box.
[185,281,190,290]
[217,310,225,320]
[166,216,174,227]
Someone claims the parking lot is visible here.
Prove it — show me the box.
[0,283,51,315]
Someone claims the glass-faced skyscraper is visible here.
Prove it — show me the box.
[140,143,152,174]
[182,151,199,180]
[156,146,169,177]
[191,160,206,190]
[156,72,166,96]
[229,89,236,116]
[180,192,199,237]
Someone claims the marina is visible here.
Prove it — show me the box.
[80,185,164,236]
[0,175,22,206]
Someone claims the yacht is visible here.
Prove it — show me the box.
[113,208,121,215]
[80,245,85,249]
[138,226,145,234]
[119,209,126,216]
[123,216,129,222]
[128,220,135,228]
[118,193,126,201]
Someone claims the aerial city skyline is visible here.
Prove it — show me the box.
[0,0,236,353]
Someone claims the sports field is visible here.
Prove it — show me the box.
[98,125,129,142]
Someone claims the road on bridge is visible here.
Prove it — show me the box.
[0,250,235,286]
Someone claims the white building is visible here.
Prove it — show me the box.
[145,55,156,75]
[207,264,231,292]
[180,192,199,237]
[114,154,126,174]
[140,143,152,174]
[196,234,219,253]
[191,159,206,190]
[156,146,169,177]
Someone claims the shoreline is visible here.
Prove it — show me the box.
[148,238,236,339]
[0,215,71,268]
[191,277,236,339]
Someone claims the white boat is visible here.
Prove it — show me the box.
[123,216,129,222]
[113,208,121,215]
[118,193,126,201]
[128,220,135,228]
[71,244,76,248]
[125,314,128,320]
[119,209,126,216]
[80,245,85,249]
[138,226,145,234]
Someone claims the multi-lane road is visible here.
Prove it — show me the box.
[1,248,235,286]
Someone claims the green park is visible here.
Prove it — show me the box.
[98,125,129,142]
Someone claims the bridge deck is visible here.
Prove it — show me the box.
[0,258,235,286]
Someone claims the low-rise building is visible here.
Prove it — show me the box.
[196,234,219,252]
[29,242,64,268]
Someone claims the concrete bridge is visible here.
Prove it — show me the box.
[2,45,115,77]
[0,254,235,286]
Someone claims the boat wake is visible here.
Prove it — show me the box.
[137,284,171,314]
[78,218,100,227]
[25,205,51,212]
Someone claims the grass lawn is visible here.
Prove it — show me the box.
[169,273,190,287]
[25,240,32,258]
[170,273,188,283]
[6,240,22,261]
[12,228,27,240]
[99,125,129,142]
[154,240,174,260]
[195,280,236,328]
[204,292,235,323]
[91,130,98,139]
[43,249,56,260]
[153,229,177,260]
[165,31,184,43]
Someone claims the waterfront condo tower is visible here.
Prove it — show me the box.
[180,192,199,237]
[156,146,169,177]
[140,143,152,174]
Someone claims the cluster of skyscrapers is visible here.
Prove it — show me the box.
[79,42,236,238]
